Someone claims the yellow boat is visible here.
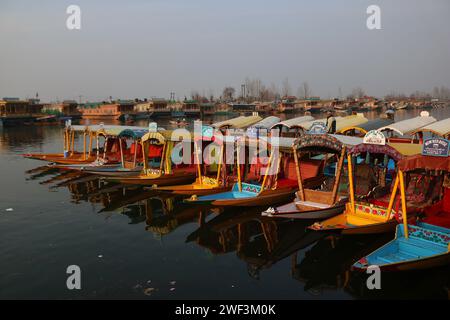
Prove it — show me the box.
[309,130,423,234]
[106,130,197,186]
[155,128,234,195]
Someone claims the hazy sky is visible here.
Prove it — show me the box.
[1,0,449,102]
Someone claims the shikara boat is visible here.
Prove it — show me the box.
[74,127,148,177]
[106,130,197,186]
[48,125,142,171]
[297,114,368,135]
[262,133,363,219]
[353,148,450,271]
[23,124,145,165]
[410,117,450,140]
[308,131,423,234]
[155,128,234,195]
[270,115,315,137]
[378,111,437,144]
[23,124,96,164]
[185,136,325,207]
[337,117,394,137]
[212,115,263,132]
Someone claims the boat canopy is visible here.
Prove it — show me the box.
[337,118,394,134]
[410,117,450,138]
[333,114,368,132]
[118,128,149,140]
[259,136,295,150]
[378,113,437,136]
[141,132,166,145]
[293,134,345,154]
[249,116,281,129]
[212,115,262,130]
[397,154,450,172]
[348,142,422,161]
[270,115,314,130]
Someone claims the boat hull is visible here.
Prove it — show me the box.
[106,171,196,186]
[204,188,295,207]
[262,202,345,220]
[156,184,232,196]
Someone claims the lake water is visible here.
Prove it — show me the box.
[1,109,449,299]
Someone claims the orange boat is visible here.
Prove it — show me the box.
[106,130,197,186]
[185,136,325,207]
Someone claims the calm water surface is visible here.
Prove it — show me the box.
[1,109,449,299]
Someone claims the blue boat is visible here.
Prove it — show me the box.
[352,222,450,271]
[353,143,450,271]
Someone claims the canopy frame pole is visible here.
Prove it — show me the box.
[142,141,148,172]
[96,135,100,160]
[293,146,305,201]
[273,150,282,189]
[236,142,242,192]
[119,137,124,167]
[63,129,68,151]
[83,132,87,160]
[194,140,202,184]
[398,170,409,239]
[385,174,399,222]
[159,142,167,174]
[103,137,109,160]
[216,144,224,185]
[260,146,275,193]
[88,133,93,158]
[70,130,75,155]
[331,147,346,204]
[133,140,138,168]
[347,154,355,214]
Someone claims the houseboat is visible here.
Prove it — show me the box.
[134,100,154,120]
[149,98,170,117]
[42,100,81,120]
[183,100,200,117]
[302,97,323,113]
[0,97,44,126]
[278,97,296,113]
[80,100,136,121]
[230,103,257,115]
[200,103,215,117]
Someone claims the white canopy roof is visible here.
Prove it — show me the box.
[410,117,450,137]
[270,115,314,130]
[379,113,437,136]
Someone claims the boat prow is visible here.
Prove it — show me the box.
[352,223,450,271]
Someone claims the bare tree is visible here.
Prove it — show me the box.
[281,78,291,97]
[351,87,366,99]
[298,82,310,99]
[222,87,235,101]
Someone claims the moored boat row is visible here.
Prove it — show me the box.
[22,113,450,272]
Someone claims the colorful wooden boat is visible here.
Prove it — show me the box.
[185,136,325,207]
[308,131,423,234]
[410,117,450,140]
[23,124,144,164]
[155,128,234,195]
[337,118,394,137]
[72,127,148,176]
[105,130,197,186]
[352,222,450,271]
[262,133,363,219]
[378,111,436,144]
[353,147,450,271]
